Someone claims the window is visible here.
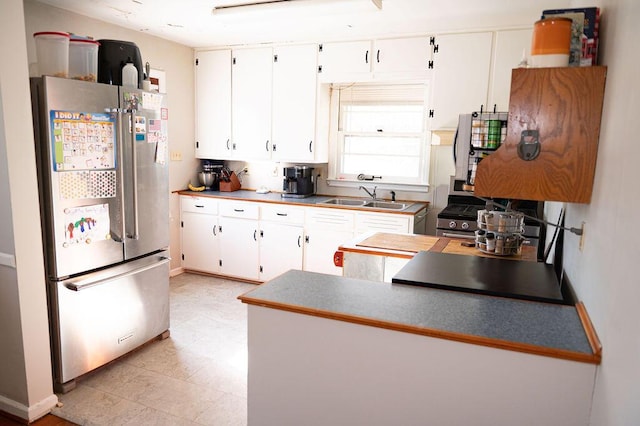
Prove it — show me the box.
[330,83,430,188]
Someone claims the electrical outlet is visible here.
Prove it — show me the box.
[243,166,249,175]
[579,222,586,251]
[170,151,182,161]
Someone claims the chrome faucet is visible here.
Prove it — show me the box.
[359,185,377,200]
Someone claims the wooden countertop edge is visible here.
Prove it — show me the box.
[174,190,428,215]
[576,301,603,361]
[238,295,601,365]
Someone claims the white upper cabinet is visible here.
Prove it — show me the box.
[429,32,493,130]
[372,36,431,78]
[272,44,324,162]
[318,36,431,82]
[489,28,533,112]
[317,40,373,82]
[232,47,273,160]
[195,50,232,159]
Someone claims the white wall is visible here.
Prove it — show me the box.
[23,0,197,272]
[563,0,640,423]
[0,0,57,421]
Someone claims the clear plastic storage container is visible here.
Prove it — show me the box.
[69,37,100,81]
[33,31,70,78]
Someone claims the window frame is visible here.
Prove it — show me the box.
[327,82,432,192]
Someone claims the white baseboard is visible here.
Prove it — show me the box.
[0,393,58,422]
[170,266,184,277]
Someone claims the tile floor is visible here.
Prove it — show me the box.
[52,273,255,426]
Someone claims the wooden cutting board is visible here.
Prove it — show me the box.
[356,233,441,253]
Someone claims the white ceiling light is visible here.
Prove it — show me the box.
[211,0,381,14]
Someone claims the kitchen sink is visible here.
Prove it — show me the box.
[320,198,409,211]
[321,198,367,206]
[362,201,408,210]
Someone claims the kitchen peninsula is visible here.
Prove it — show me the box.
[239,269,601,425]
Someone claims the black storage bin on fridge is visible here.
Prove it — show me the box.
[97,39,143,88]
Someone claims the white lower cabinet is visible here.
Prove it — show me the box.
[180,196,220,274]
[355,212,411,234]
[304,208,354,276]
[260,221,304,282]
[219,201,260,281]
[259,204,305,282]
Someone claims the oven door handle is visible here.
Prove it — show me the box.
[441,232,476,240]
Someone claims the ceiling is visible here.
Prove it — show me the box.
[33,0,551,48]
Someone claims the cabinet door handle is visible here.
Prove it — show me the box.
[212,226,217,236]
[194,204,204,208]
[234,209,245,212]
[298,235,302,247]
[365,50,369,64]
[376,49,380,63]
[265,140,270,152]
[309,140,313,153]
[254,230,257,241]
[276,212,288,217]
[226,139,230,150]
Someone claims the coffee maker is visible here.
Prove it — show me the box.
[282,166,314,198]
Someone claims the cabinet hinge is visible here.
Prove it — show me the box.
[305,235,310,243]
[219,226,222,233]
[317,65,323,74]
[428,60,434,69]
[232,57,236,65]
[195,58,199,66]
[318,43,323,52]
[196,141,199,149]
[273,54,278,63]
[430,36,436,45]
[433,44,439,54]
[429,109,434,118]
[219,259,222,267]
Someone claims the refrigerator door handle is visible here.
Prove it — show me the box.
[129,109,140,240]
[62,256,171,292]
[112,109,126,243]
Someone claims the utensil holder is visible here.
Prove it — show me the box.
[220,172,241,192]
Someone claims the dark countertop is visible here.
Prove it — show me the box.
[239,269,601,364]
[392,251,565,304]
[176,189,428,215]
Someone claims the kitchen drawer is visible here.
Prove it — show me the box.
[305,207,354,231]
[356,212,410,234]
[181,196,218,215]
[219,200,260,219]
[261,204,305,225]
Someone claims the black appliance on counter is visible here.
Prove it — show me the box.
[436,177,545,260]
[282,165,314,198]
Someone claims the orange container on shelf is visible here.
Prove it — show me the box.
[530,18,572,67]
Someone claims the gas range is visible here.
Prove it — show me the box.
[435,179,544,254]
[436,203,484,236]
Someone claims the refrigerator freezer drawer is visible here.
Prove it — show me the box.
[50,251,170,386]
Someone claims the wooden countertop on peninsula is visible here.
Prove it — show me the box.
[338,232,538,262]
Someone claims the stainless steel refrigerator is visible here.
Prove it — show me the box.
[30,76,170,393]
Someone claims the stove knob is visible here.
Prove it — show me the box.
[448,221,457,229]
[461,222,470,230]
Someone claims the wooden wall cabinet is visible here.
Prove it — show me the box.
[474,66,607,203]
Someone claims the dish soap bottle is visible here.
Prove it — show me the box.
[122,58,138,88]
